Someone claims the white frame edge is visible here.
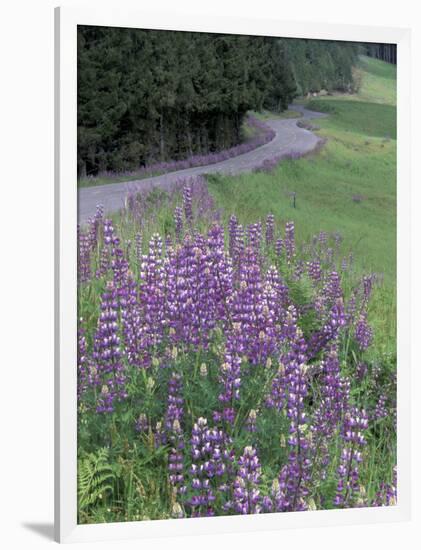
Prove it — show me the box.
[54,6,411,543]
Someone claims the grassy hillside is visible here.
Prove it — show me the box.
[206,56,396,354]
[354,56,397,105]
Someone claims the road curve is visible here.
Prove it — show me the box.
[78,104,326,224]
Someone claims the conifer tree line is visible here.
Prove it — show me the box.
[78,27,359,177]
[364,43,397,65]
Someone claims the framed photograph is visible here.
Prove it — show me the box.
[55,6,411,543]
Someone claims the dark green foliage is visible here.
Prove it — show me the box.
[77,28,359,177]
[282,38,359,96]
[78,27,295,176]
[364,43,397,65]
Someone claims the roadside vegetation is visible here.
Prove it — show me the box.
[77,46,397,524]
[207,56,396,355]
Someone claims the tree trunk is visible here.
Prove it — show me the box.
[159,112,165,159]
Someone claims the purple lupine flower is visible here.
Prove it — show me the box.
[135,232,143,270]
[230,246,276,364]
[327,298,347,334]
[135,413,148,434]
[204,223,233,331]
[77,325,89,399]
[95,245,110,279]
[139,234,165,358]
[247,222,262,256]
[346,292,357,325]
[182,185,193,226]
[373,393,388,420]
[88,204,104,251]
[174,206,183,241]
[103,218,119,248]
[110,245,129,287]
[324,271,343,302]
[165,234,173,254]
[293,259,305,281]
[362,274,376,304]
[120,272,147,369]
[307,298,346,359]
[334,407,369,507]
[228,214,238,258]
[188,418,234,517]
[372,466,397,506]
[309,347,349,481]
[93,203,104,226]
[307,260,322,283]
[284,221,295,264]
[318,231,328,246]
[333,232,342,250]
[232,446,262,514]
[312,347,348,437]
[231,223,246,273]
[165,234,215,349]
[263,265,289,322]
[266,361,287,411]
[265,213,275,246]
[191,176,217,221]
[154,421,166,449]
[217,348,242,424]
[165,373,184,431]
[355,313,373,350]
[78,227,91,283]
[168,419,186,499]
[275,238,283,258]
[246,409,258,433]
[277,351,311,511]
[92,281,127,413]
[268,309,312,513]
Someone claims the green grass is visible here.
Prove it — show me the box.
[306,99,396,139]
[250,109,302,120]
[316,56,397,106]
[206,56,396,355]
[355,56,397,105]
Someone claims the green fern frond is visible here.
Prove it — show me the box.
[78,448,115,511]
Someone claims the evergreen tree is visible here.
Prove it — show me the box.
[77,28,359,176]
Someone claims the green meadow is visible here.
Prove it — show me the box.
[206,56,396,355]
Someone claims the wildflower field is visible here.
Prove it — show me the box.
[77,53,396,524]
[77,175,396,522]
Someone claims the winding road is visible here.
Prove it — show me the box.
[78,104,326,224]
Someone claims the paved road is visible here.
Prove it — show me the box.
[78,104,326,224]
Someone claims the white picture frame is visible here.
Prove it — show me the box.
[55,6,411,543]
